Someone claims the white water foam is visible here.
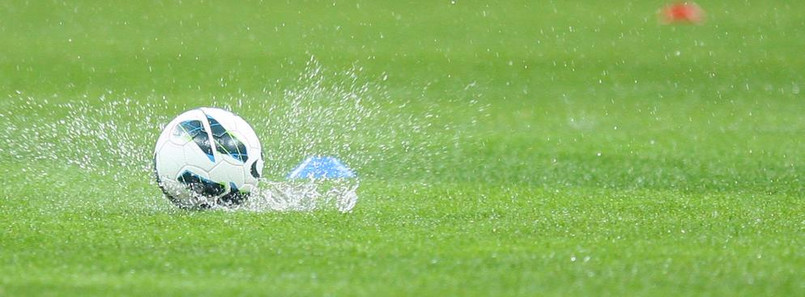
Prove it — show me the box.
[243,180,359,213]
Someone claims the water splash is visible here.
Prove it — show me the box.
[1,95,166,182]
[0,57,447,212]
[243,180,359,213]
[245,57,387,177]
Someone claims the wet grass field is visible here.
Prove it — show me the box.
[1,1,804,296]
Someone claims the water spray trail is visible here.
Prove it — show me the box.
[0,57,457,212]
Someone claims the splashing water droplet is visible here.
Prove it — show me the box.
[242,179,359,213]
[1,57,467,212]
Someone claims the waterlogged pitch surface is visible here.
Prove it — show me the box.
[1,1,804,296]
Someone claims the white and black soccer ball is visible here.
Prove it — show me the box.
[154,107,263,209]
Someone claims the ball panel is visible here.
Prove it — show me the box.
[179,119,214,161]
[206,114,249,163]
[182,141,216,172]
[231,115,260,145]
[208,161,246,188]
[177,169,228,198]
[162,109,207,147]
[154,142,186,180]
[249,159,261,179]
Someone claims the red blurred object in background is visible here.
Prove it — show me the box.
[661,2,705,24]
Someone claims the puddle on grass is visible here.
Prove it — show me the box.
[0,57,476,212]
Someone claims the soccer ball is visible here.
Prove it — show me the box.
[154,107,264,209]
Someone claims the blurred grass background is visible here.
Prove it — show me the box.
[1,1,804,296]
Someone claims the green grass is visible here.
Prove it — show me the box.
[2,0,805,296]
